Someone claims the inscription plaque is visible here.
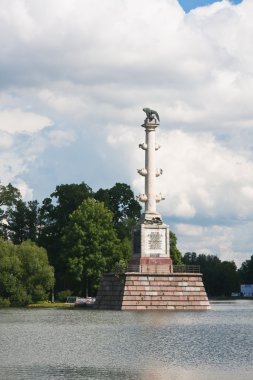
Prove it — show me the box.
[148,232,163,250]
[144,228,166,256]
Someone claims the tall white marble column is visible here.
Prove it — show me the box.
[131,109,171,266]
[137,118,163,221]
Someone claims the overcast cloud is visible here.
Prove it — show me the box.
[0,0,252,265]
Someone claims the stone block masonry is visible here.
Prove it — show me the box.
[94,272,210,310]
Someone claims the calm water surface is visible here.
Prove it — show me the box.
[0,300,253,380]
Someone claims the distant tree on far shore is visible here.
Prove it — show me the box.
[183,252,239,297]
[238,255,253,284]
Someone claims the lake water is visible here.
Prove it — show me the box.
[0,300,253,380]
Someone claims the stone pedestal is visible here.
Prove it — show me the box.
[130,222,172,273]
[94,272,210,310]
[133,222,170,258]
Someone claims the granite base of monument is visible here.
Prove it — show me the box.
[94,271,210,310]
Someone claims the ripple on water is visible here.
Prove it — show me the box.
[0,301,253,380]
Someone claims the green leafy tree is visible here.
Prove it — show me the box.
[26,200,41,241]
[0,183,21,208]
[38,183,93,288]
[6,200,27,243]
[41,182,93,230]
[95,183,141,240]
[61,198,128,295]
[6,200,40,244]
[0,239,54,306]
[0,183,21,237]
[170,231,182,264]
[0,239,23,303]
[17,241,54,302]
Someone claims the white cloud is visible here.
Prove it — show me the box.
[175,222,234,260]
[0,109,51,134]
[0,0,252,265]
[174,221,252,267]
[13,178,34,201]
[0,132,13,149]
[38,88,87,116]
[48,130,76,147]
[160,130,253,219]
[128,129,253,221]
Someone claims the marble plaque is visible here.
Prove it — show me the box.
[144,228,166,256]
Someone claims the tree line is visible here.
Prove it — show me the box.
[0,181,252,305]
[183,252,253,297]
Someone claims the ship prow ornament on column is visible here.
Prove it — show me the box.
[95,108,210,310]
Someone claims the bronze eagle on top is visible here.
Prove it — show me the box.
[143,107,160,122]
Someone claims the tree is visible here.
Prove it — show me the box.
[17,241,54,303]
[0,183,21,237]
[6,200,40,244]
[183,252,239,297]
[95,183,141,240]
[0,238,54,306]
[60,198,128,295]
[0,239,23,304]
[183,251,197,265]
[38,182,93,287]
[0,183,21,208]
[42,182,93,229]
[239,255,253,284]
[170,231,182,264]
[220,261,239,296]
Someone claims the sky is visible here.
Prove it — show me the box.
[178,0,242,12]
[0,0,252,266]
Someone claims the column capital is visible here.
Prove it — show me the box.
[142,118,159,130]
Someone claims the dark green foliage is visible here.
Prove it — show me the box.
[38,182,93,249]
[38,182,93,287]
[0,183,21,238]
[112,258,129,278]
[183,252,239,297]
[238,255,253,284]
[6,200,40,244]
[61,198,129,295]
[95,183,141,240]
[169,231,182,264]
[43,182,93,229]
[220,261,239,296]
[56,289,72,302]
[0,183,21,208]
[0,297,10,307]
[0,239,54,306]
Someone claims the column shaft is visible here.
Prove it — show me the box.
[145,126,156,214]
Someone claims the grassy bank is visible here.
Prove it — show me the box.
[27,301,74,308]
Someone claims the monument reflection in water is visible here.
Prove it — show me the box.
[95,108,209,310]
